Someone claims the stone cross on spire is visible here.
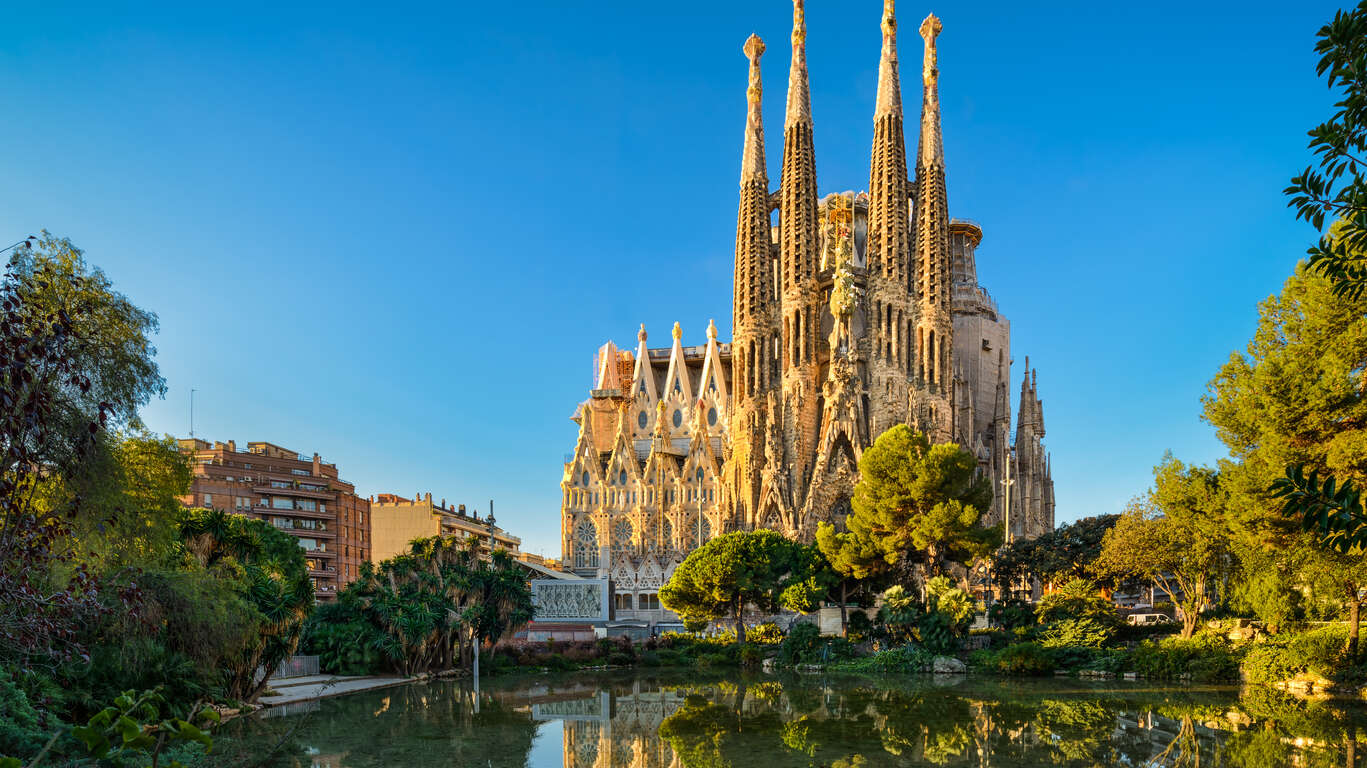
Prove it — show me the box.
[874,0,902,118]
[741,34,767,183]
[918,13,944,167]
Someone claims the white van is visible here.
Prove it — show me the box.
[1127,613,1174,626]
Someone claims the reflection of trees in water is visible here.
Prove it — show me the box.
[218,682,537,768]
[217,672,1367,768]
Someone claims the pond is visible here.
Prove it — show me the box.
[220,669,1367,767]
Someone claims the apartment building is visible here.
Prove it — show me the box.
[369,492,522,563]
[178,438,370,601]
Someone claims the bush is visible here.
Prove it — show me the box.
[1038,617,1115,649]
[778,623,823,665]
[980,642,1055,675]
[847,612,874,642]
[1243,626,1358,686]
[749,622,784,645]
[1035,579,1119,627]
[739,645,765,667]
[832,645,933,674]
[916,611,959,655]
[988,599,1034,631]
[1126,635,1240,682]
[0,673,50,759]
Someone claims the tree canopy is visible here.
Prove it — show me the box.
[820,426,995,586]
[992,514,1120,592]
[660,530,829,644]
[1092,456,1229,639]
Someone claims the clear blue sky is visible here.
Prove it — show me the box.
[0,1,1344,557]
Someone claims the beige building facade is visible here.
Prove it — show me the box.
[560,2,1055,621]
[369,492,523,564]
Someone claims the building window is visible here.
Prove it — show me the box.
[639,593,661,610]
[707,407,717,426]
[271,497,293,510]
[611,519,633,555]
[637,411,648,429]
[202,493,213,506]
[618,470,627,485]
[297,499,316,512]
[615,593,633,610]
[573,520,599,569]
[270,480,292,489]
[672,409,683,428]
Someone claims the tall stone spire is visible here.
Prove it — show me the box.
[780,0,819,296]
[728,34,775,531]
[733,33,773,403]
[867,0,911,286]
[865,0,915,435]
[913,12,952,397]
[778,0,822,515]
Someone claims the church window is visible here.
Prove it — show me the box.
[581,471,589,486]
[695,468,704,482]
[707,407,717,426]
[638,411,648,429]
[662,519,673,548]
[672,409,683,428]
[612,519,634,554]
[574,520,599,569]
[639,593,661,610]
[619,469,628,485]
[615,593,634,610]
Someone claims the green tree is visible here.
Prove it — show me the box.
[993,514,1120,593]
[0,234,164,665]
[1092,457,1229,639]
[177,508,312,701]
[660,530,828,645]
[1203,261,1367,639]
[331,536,533,676]
[838,425,995,583]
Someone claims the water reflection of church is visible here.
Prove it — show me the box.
[533,683,684,768]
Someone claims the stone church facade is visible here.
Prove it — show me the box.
[560,1,1054,621]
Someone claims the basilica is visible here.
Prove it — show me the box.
[559,0,1054,622]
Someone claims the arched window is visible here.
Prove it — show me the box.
[574,519,599,568]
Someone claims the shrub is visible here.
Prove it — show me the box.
[739,645,765,667]
[0,673,49,759]
[778,623,823,665]
[1126,635,1240,682]
[1243,626,1357,686]
[1035,579,1119,627]
[982,643,1054,675]
[1038,617,1115,649]
[847,611,874,642]
[639,651,662,667]
[915,611,959,655]
[696,653,731,668]
[749,622,784,645]
[832,645,933,674]
[988,599,1034,631]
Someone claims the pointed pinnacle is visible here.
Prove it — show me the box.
[785,0,811,128]
[874,0,902,118]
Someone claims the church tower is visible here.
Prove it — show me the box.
[909,12,954,440]
[777,0,823,524]
[727,34,776,527]
[866,0,914,436]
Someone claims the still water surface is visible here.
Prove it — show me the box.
[229,669,1367,767]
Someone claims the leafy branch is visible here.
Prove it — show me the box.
[1285,0,1367,299]
[1270,465,1367,554]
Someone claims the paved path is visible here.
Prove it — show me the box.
[258,674,412,707]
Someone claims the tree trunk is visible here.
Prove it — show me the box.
[1181,607,1198,640]
[1349,597,1361,657]
[735,601,747,646]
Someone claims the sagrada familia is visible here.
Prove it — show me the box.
[560,1,1055,614]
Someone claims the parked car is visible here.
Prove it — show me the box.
[1127,613,1174,626]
